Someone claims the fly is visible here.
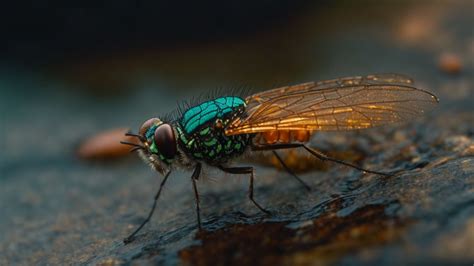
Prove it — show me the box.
[121,73,439,243]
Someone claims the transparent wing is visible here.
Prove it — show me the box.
[225,74,439,135]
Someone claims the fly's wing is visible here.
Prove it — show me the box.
[225,74,439,135]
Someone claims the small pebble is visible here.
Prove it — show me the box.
[77,127,140,160]
[438,53,462,74]
[97,257,125,266]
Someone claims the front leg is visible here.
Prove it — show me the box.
[191,163,202,230]
[124,171,171,244]
[218,165,271,214]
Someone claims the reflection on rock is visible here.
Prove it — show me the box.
[180,203,410,266]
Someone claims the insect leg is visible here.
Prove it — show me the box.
[252,144,392,177]
[272,150,311,191]
[218,166,271,214]
[191,163,203,230]
[301,145,392,176]
[124,171,171,244]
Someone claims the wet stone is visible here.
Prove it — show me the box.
[1,1,473,265]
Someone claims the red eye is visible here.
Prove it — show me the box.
[154,124,177,159]
[139,118,161,137]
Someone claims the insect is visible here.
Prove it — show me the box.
[121,74,438,243]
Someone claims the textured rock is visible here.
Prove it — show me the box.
[0,1,472,265]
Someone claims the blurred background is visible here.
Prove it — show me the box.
[1,1,473,265]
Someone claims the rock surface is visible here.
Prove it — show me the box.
[1,1,473,265]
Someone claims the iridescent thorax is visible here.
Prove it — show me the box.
[175,96,252,165]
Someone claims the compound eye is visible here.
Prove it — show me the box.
[154,124,177,159]
[139,118,161,137]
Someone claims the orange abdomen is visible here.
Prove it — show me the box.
[257,130,312,144]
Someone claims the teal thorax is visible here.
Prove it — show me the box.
[176,96,252,165]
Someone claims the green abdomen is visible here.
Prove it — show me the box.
[176,96,251,165]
